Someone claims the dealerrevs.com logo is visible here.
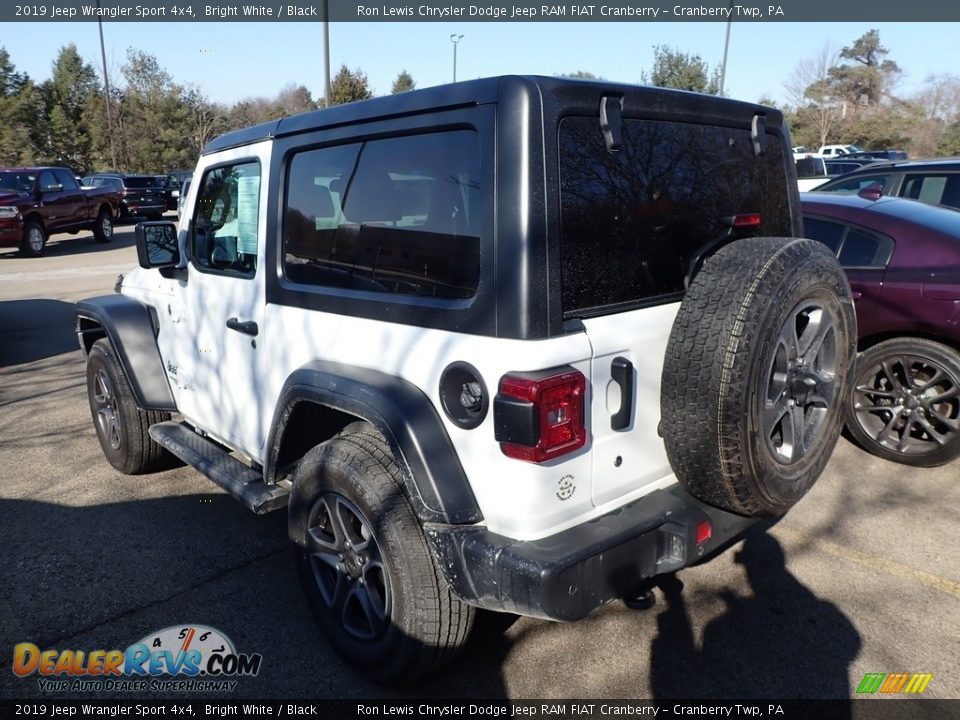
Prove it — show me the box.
[13,625,262,693]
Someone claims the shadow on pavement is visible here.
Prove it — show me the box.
[0,495,511,700]
[0,227,139,261]
[650,527,861,705]
[0,299,79,367]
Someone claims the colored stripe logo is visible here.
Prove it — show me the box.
[857,672,933,694]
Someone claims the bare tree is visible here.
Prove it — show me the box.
[785,43,843,148]
[183,85,227,159]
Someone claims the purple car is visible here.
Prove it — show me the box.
[800,192,960,466]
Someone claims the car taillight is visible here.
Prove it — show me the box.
[494,368,587,463]
[732,212,762,228]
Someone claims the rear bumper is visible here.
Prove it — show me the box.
[428,483,755,621]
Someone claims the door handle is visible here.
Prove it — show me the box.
[851,290,863,300]
[610,356,634,431]
[226,318,259,336]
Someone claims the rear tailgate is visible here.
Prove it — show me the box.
[556,112,794,507]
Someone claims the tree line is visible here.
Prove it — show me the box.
[2,31,957,175]
[0,43,395,174]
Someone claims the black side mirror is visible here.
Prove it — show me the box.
[135,221,180,270]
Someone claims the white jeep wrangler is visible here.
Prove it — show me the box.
[76,76,856,682]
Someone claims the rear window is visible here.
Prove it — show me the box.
[124,177,159,189]
[559,116,791,315]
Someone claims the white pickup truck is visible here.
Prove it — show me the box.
[818,144,863,158]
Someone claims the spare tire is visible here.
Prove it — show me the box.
[660,237,857,517]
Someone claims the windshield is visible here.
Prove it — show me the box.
[0,171,35,192]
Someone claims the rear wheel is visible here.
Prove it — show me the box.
[20,220,47,257]
[93,209,113,243]
[661,237,857,516]
[289,428,474,683]
[846,338,960,467]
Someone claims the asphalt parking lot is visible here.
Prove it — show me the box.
[1,224,958,700]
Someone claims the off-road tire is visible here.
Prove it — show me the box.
[661,237,857,516]
[289,427,474,684]
[20,219,47,257]
[85,338,174,474]
[93,209,114,243]
[846,337,960,467]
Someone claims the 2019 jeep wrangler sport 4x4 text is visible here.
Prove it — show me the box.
[76,76,856,683]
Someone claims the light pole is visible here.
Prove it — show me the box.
[719,0,732,96]
[96,0,117,170]
[450,34,464,83]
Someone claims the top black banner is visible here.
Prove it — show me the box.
[3,0,959,22]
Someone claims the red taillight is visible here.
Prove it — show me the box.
[732,213,762,228]
[497,370,587,463]
[695,520,712,545]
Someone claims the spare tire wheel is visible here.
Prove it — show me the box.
[660,237,857,517]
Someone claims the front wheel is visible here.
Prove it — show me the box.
[20,220,47,257]
[289,428,474,683]
[85,338,174,474]
[846,338,960,467]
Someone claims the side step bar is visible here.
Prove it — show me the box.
[149,421,289,514]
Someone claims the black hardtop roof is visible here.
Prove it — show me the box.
[202,75,783,156]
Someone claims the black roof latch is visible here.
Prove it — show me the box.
[600,96,623,152]
[751,113,767,156]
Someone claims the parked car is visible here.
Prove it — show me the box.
[82,173,167,220]
[801,191,960,466]
[818,144,864,158]
[162,170,192,211]
[795,155,829,191]
[812,158,960,210]
[75,76,856,682]
[824,158,882,177]
[844,149,909,161]
[0,166,120,257]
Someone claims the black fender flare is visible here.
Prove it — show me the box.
[75,295,177,411]
[269,360,482,527]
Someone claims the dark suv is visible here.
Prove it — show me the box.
[82,174,167,220]
[813,158,960,210]
[75,76,856,682]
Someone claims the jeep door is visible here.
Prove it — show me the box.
[169,147,270,458]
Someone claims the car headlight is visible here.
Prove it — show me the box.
[0,206,20,219]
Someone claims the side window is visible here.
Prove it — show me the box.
[38,170,58,191]
[191,160,260,277]
[53,169,79,191]
[283,130,481,300]
[901,174,956,206]
[838,228,893,268]
[824,174,888,194]
[803,217,845,253]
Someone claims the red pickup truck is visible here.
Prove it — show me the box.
[0,167,122,257]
